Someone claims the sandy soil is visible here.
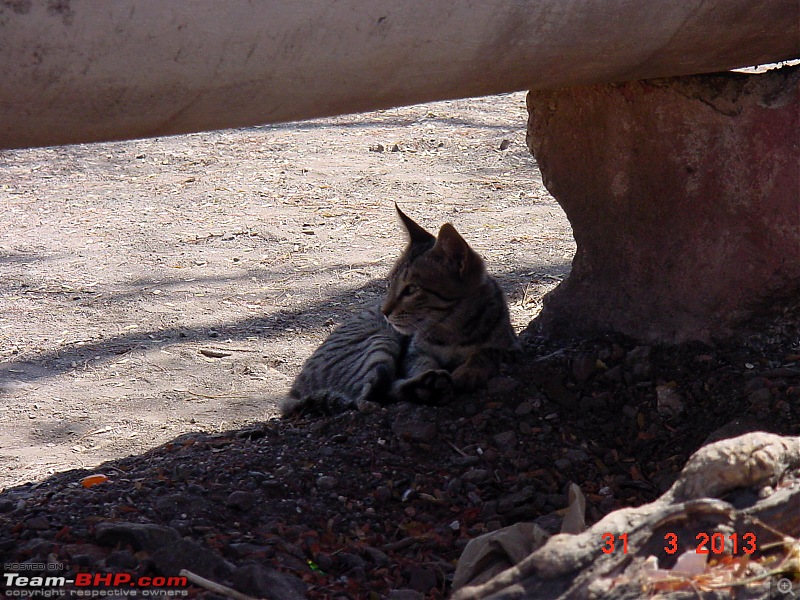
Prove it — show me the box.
[0,92,575,491]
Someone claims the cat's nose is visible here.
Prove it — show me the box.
[380,300,392,316]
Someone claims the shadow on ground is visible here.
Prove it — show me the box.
[0,261,570,392]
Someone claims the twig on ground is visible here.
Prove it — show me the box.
[179,569,261,600]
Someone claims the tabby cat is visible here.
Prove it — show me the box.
[281,205,518,416]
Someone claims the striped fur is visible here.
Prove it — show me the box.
[281,206,518,416]
[282,306,402,415]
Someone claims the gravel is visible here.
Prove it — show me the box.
[1,331,798,598]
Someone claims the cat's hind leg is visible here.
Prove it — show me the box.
[283,362,393,416]
[395,369,454,405]
[391,352,454,406]
[354,362,395,412]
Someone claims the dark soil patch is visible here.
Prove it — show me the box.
[2,332,798,598]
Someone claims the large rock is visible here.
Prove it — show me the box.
[526,66,800,343]
[452,432,800,599]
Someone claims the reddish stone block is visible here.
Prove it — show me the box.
[526,66,800,342]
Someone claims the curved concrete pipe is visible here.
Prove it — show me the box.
[1,0,797,149]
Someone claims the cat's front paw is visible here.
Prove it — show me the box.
[399,369,454,405]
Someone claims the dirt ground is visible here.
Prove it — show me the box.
[1,91,798,599]
[0,92,575,491]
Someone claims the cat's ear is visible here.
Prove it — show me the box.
[396,204,435,245]
[434,223,482,278]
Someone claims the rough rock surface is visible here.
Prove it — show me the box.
[526,65,800,343]
[452,432,800,599]
[453,432,800,600]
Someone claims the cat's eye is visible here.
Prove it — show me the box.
[401,284,419,296]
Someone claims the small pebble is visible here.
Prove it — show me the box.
[462,469,491,485]
[26,516,50,530]
[316,476,338,490]
[493,430,517,449]
[656,384,685,417]
[748,388,772,404]
[515,401,534,416]
[226,491,255,511]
